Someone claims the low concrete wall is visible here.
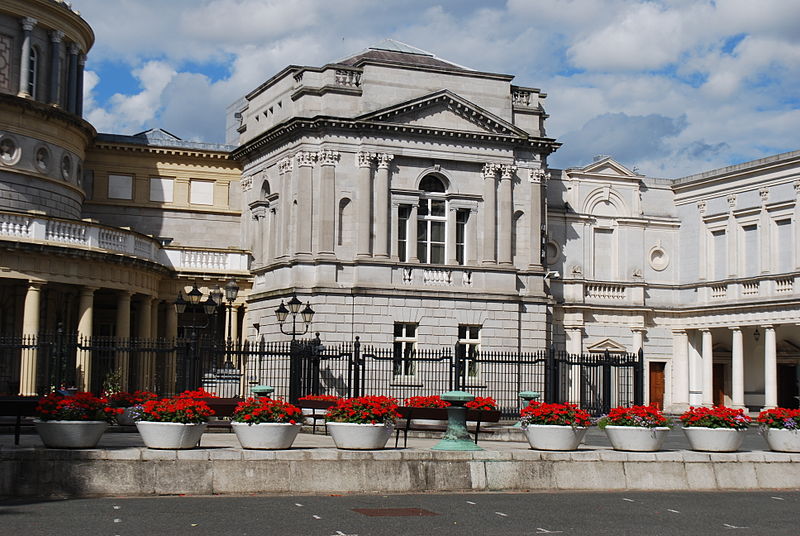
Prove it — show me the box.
[1,448,799,497]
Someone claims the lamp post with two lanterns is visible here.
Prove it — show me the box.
[274,296,318,403]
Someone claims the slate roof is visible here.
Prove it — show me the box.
[337,39,473,72]
[96,129,236,152]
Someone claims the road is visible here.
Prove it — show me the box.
[1,491,797,535]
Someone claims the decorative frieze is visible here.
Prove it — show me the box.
[295,151,317,167]
[512,89,533,106]
[376,153,394,169]
[528,168,550,183]
[335,69,361,87]
[318,149,340,166]
[240,176,253,192]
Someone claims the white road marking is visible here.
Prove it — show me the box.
[295,503,304,506]
[667,509,680,514]
[536,528,564,534]
[313,515,321,520]
[622,498,635,502]
[113,519,121,523]
[771,497,784,501]
[331,532,358,536]
[495,512,508,517]
[466,501,476,505]
[113,505,120,510]
[723,523,748,529]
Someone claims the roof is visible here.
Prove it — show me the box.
[337,39,474,73]
[96,129,236,152]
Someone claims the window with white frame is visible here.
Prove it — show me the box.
[393,323,417,376]
[417,175,447,264]
[149,177,174,203]
[107,174,133,200]
[456,324,480,378]
[397,205,411,262]
[28,46,39,99]
[456,209,469,265]
[190,180,214,205]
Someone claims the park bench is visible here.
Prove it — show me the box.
[199,397,241,431]
[394,406,502,448]
[297,399,337,434]
[0,396,39,445]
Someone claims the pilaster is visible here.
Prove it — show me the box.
[317,149,339,256]
[497,163,516,265]
[356,152,374,258]
[18,17,37,98]
[481,163,498,264]
[374,153,393,258]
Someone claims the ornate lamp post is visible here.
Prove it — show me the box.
[223,279,240,341]
[275,296,316,403]
[174,283,222,393]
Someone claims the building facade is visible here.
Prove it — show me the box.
[0,3,797,412]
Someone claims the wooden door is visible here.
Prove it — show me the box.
[777,364,799,408]
[648,362,665,409]
[713,363,726,407]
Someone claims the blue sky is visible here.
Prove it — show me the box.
[73,0,800,178]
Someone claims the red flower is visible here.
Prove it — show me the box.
[680,406,751,430]
[231,398,302,424]
[326,396,400,424]
[36,391,119,423]
[520,401,591,427]
[466,397,497,411]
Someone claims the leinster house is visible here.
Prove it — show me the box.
[0,1,798,414]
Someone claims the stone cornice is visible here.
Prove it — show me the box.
[0,93,95,143]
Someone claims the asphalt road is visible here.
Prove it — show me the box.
[1,491,797,536]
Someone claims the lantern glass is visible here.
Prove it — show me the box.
[275,301,289,323]
[225,279,240,302]
[187,285,203,306]
[175,293,187,314]
[210,286,223,305]
[287,296,302,314]
[202,297,217,315]
[301,303,315,324]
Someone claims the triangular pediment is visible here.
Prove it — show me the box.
[357,90,527,137]
[586,338,629,353]
[579,157,638,178]
[777,339,800,356]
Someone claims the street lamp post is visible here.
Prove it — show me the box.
[174,283,221,393]
[224,279,240,342]
[275,296,315,403]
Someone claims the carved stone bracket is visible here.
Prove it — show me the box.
[697,200,707,214]
[759,187,769,204]
[727,193,737,210]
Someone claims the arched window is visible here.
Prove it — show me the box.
[28,46,39,99]
[417,175,447,264]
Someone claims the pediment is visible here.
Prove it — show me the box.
[586,338,629,353]
[777,339,800,356]
[357,90,527,137]
[580,158,638,178]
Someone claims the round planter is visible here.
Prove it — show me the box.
[603,426,671,452]
[232,422,302,450]
[136,421,207,449]
[116,407,141,426]
[326,422,394,450]
[682,426,746,452]
[523,424,588,451]
[34,420,108,449]
[762,428,800,453]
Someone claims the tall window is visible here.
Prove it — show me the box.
[593,228,614,280]
[742,224,758,277]
[398,205,410,262]
[776,219,792,273]
[712,229,726,280]
[417,175,447,264]
[393,323,417,376]
[456,209,468,265]
[28,46,39,99]
[456,325,481,379]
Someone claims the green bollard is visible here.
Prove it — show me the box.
[251,385,275,398]
[514,391,541,428]
[431,390,483,451]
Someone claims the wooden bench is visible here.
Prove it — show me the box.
[297,399,337,434]
[394,406,502,448]
[199,397,241,431]
[0,397,39,445]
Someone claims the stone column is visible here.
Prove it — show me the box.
[66,43,79,113]
[229,305,240,342]
[565,327,583,405]
[467,207,478,265]
[76,287,96,391]
[150,299,160,339]
[76,54,86,116]
[115,291,132,390]
[447,206,458,265]
[763,325,777,409]
[48,30,64,105]
[317,150,339,256]
[19,281,43,395]
[671,329,690,412]
[356,152,374,257]
[18,17,37,98]
[730,327,745,409]
[408,203,419,263]
[164,303,178,395]
[631,328,644,354]
[481,164,498,264]
[137,296,152,391]
[497,163,515,265]
[295,151,315,255]
[701,329,713,406]
[529,168,546,269]
[279,157,292,257]
[374,153,393,258]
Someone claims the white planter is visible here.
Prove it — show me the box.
[682,426,746,452]
[762,428,800,453]
[523,424,588,451]
[136,421,207,449]
[603,426,671,452]
[116,407,141,426]
[34,420,108,449]
[327,422,394,450]
[232,422,302,449]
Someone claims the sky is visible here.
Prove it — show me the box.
[72,0,800,178]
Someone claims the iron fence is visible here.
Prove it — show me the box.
[0,332,643,417]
